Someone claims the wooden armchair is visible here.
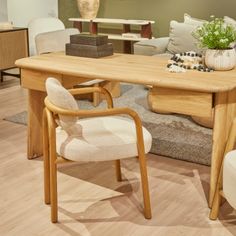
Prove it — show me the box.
[43,78,152,223]
[210,118,236,219]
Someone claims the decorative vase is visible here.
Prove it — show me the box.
[76,0,100,19]
[205,48,236,71]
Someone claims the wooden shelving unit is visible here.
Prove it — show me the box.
[69,18,155,53]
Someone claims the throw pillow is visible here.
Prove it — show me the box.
[184,13,206,26]
[224,16,236,28]
[167,20,201,54]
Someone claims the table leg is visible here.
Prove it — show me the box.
[73,21,83,33]
[123,24,131,54]
[89,22,98,34]
[27,89,46,159]
[141,23,152,39]
[210,89,236,207]
[0,71,3,82]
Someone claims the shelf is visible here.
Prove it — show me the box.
[69,17,155,53]
[69,18,155,25]
[80,32,153,41]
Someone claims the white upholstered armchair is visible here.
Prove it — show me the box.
[43,78,152,223]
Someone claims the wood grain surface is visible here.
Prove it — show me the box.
[16,52,236,92]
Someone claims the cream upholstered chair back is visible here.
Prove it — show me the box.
[28,17,65,56]
[35,28,79,55]
[45,78,82,135]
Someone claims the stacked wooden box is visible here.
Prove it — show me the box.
[66,33,113,58]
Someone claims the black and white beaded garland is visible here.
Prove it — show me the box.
[167,51,214,73]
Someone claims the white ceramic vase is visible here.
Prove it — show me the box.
[77,0,100,19]
[205,48,236,71]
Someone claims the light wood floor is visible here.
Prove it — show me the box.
[0,76,236,236]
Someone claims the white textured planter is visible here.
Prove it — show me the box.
[77,0,100,19]
[205,48,236,71]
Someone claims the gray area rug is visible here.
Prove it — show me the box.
[4,84,212,166]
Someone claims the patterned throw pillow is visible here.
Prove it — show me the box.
[167,21,202,54]
[224,16,236,28]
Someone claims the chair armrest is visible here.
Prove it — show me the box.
[68,86,113,108]
[134,37,170,56]
[44,99,145,148]
[45,97,137,120]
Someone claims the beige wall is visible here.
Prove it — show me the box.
[8,0,58,27]
[59,0,236,37]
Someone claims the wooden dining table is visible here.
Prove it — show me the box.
[16,52,236,208]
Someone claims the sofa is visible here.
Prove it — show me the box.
[134,15,236,57]
[134,14,206,57]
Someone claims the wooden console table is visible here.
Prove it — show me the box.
[69,18,155,53]
[0,28,29,82]
[16,52,236,209]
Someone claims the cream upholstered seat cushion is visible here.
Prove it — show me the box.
[56,116,152,162]
[223,150,236,209]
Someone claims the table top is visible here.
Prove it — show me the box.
[15,52,236,93]
[69,18,155,25]
[0,27,28,33]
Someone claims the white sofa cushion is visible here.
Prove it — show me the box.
[56,116,152,162]
[224,16,236,28]
[45,78,82,136]
[184,13,206,26]
[35,28,79,55]
[223,150,236,209]
[28,17,65,56]
[167,21,201,54]
[134,37,170,56]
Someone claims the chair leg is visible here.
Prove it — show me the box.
[115,160,122,181]
[209,188,222,220]
[0,71,3,82]
[43,110,50,204]
[50,153,58,223]
[92,81,121,107]
[93,83,101,107]
[43,141,50,204]
[138,153,152,219]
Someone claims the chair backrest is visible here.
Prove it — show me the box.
[28,17,65,56]
[45,78,82,135]
[35,28,79,55]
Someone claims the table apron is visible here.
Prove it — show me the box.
[148,86,213,117]
[21,69,93,91]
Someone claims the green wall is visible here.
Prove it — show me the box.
[59,0,236,37]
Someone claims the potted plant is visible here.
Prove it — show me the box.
[193,17,236,70]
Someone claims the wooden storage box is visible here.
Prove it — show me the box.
[70,34,108,46]
[66,43,113,58]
